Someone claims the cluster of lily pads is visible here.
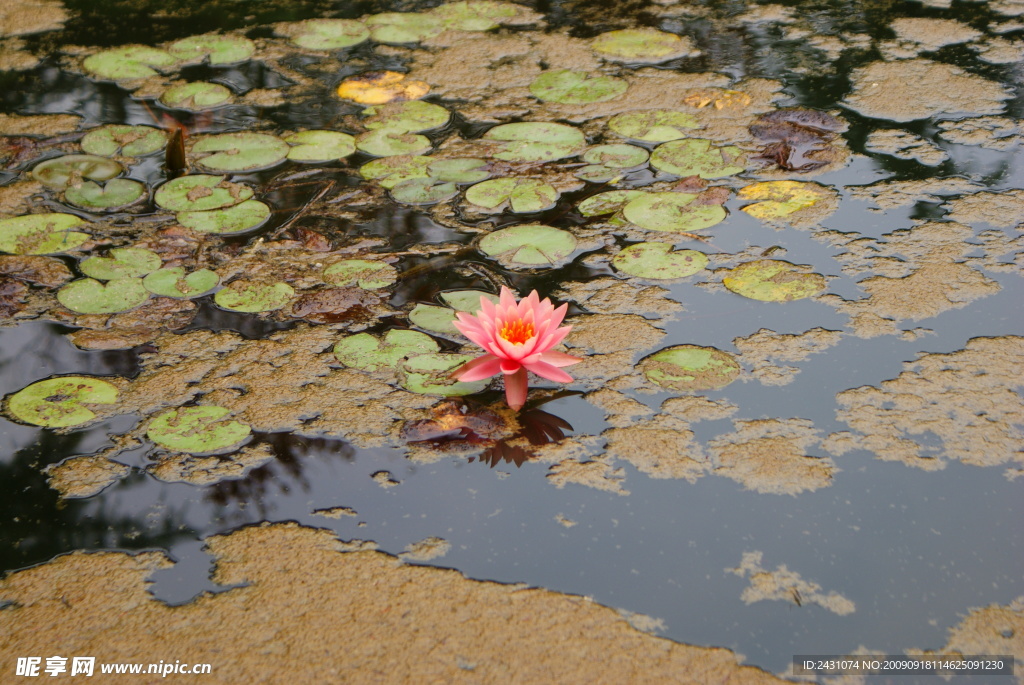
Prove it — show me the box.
[1,0,843,451]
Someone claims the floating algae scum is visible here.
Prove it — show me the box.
[1,0,1022,680]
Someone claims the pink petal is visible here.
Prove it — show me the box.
[536,324,570,351]
[504,367,528,411]
[499,286,518,312]
[547,302,568,330]
[524,359,574,383]
[539,350,582,367]
[494,333,529,361]
[500,358,521,374]
[452,354,503,382]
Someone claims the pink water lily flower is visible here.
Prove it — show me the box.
[451,286,582,411]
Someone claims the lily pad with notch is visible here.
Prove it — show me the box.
[192,133,289,172]
[214,280,295,313]
[360,155,433,188]
[81,248,162,280]
[482,122,586,162]
[650,139,746,178]
[0,214,91,255]
[334,329,439,371]
[277,19,370,50]
[82,45,177,80]
[169,34,255,65]
[592,28,699,64]
[147,406,251,454]
[428,158,491,184]
[65,179,147,211]
[154,175,254,212]
[408,290,498,335]
[529,70,628,104]
[323,259,398,290]
[608,110,701,142]
[177,200,271,234]
[391,178,458,205]
[6,376,119,428]
[356,129,432,157]
[577,190,645,217]
[401,353,490,396]
[284,130,356,163]
[478,224,577,267]
[363,100,450,133]
[365,12,445,43]
[465,177,559,213]
[160,82,232,110]
[613,243,708,279]
[431,1,520,30]
[623,192,727,233]
[143,267,219,298]
[81,125,167,157]
[640,345,740,391]
[576,143,649,182]
[57,277,150,314]
[722,260,826,302]
[32,155,123,190]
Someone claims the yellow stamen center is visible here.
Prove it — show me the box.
[499,319,534,345]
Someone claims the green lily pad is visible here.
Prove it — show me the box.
[401,353,490,396]
[428,158,490,184]
[177,200,271,234]
[192,133,289,172]
[57,277,150,314]
[431,1,519,30]
[650,138,746,178]
[323,259,398,289]
[439,289,500,312]
[608,110,701,142]
[583,144,649,168]
[577,190,646,217]
[365,12,445,43]
[722,260,826,302]
[160,82,232,110]
[147,406,251,454]
[478,224,577,267]
[65,179,147,211]
[574,165,624,183]
[613,243,708,279]
[143,267,219,298]
[278,19,370,50]
[483,122,586,162]
[6,376,119,428]
[641,345,740,391]
[363,100,450,133]
[169,34,255,65]
[335,329,440,371]
[32,155,123,190]
[214,280,295,312]
[0,214,90,255]
[356,129,432,157]
[82,46,177,80]
[465,177,559,213]
[360,155,433,188]
[408,303,460,335]
[529,70,628,104]
[81,125,167,157]
[154,175,254,212]
[623,192,727,232]
[284,130,357,163]
[391,178,458,205]
[592,28,698,63]
[81,248,162,280]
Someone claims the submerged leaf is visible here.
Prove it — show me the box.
[6,376,119,428]
[722,260,826,302]
[356,129,432,157]
[529,69,628,104]
[360,155,433,188]
[478,224,577,267]
[612,243,708,279]
[0,214,90,255]
[641,345,741,391]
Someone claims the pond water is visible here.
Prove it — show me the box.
[1,0,1022,680]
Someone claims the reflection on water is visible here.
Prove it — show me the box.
[2,0,1023,677]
